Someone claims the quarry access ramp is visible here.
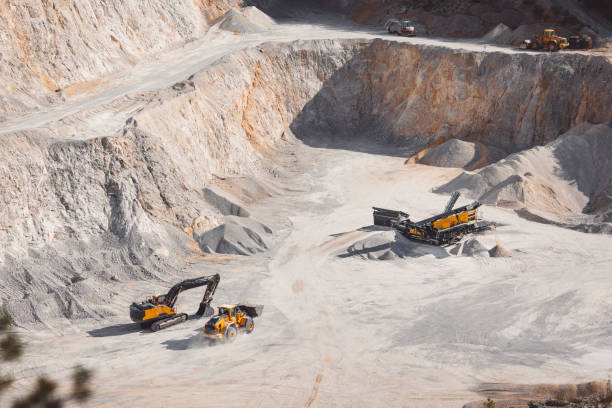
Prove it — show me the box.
[0,19,534,139]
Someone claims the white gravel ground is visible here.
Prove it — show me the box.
[8,144,612,407]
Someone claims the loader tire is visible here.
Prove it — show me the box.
[225,325,238,341]
[245,318,255,334]
[548,41,558,52]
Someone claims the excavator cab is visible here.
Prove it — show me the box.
[150,295,166,305]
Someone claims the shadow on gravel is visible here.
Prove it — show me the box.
[87,323,145,337]
[329,225,389,238]
[336,227,450,260]
[162,332,216,351]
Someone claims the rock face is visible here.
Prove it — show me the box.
[291,40,612,153]
[0,39,366,324]
[0,0,242,117]
[1,35,611,323]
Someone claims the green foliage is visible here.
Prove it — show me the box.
[72,366,93,403]
[0,309,14,332]
[0,308,93,407]
[484,398,496,408]
[11,377,62,408]
[0,374,14,393]
[1,333,22,362]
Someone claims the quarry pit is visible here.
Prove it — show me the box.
[1,4,611,408]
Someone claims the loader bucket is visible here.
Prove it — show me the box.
[239,304,264,318]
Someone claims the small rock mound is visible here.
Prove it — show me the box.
[418,139,480,169]
[218,7,276,34]
[436,123,612,232]
[195,215,272,255]
[489,244,511,257]
[481,23,512,44]
[461,238,490,257]
[339,230,448,260]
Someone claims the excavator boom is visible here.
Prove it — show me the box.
[164,274,220,313]
[130,273,221,331]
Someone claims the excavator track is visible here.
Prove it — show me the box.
[151,313,188,332]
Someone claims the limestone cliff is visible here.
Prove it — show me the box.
[0,0,242,117]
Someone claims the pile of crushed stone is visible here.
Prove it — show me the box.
[418,138,481,169]
[195,215,272,255]
[436,123,612,231]
[338,230,449,260]
[218,7,276,34]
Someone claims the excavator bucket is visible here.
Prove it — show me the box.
[239,304,264,318]
[195,302,214,317]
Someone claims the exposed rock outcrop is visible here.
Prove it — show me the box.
[2,38,612,324]
[0,39,366,324]
[292,40,612,153]
[0,0,243,116]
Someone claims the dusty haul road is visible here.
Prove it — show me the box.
[0,19,528,138]
[3,14,612,408]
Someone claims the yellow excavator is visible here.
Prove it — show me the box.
[203,304,263,341]
[521,29,570,51]
[130,274,220,331]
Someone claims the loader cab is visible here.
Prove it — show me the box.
[218,305,237,318]
[544,29,554,40]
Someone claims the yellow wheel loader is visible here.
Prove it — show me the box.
[203,304,263,341]
[521,29,570,51]
[129,274,220,331]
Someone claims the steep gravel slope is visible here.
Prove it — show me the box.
[0,0,242,116]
